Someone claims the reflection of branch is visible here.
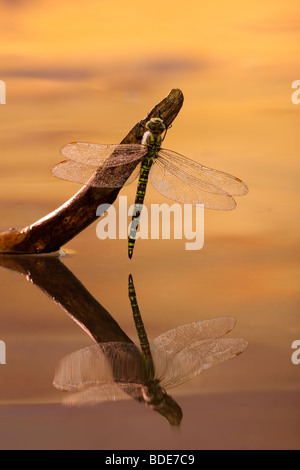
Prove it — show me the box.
[0,254,132,343]
[0,255,183,424]
[0,89,184,254]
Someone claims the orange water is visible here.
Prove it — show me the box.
[0,0,299,449]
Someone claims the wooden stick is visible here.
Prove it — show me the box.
[0,89,184,254]
[0,254,132,343]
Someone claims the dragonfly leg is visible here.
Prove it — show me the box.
[161,123,172,142]
[157,111,172,141]
[136,120,147,140]
[161,126,170,142]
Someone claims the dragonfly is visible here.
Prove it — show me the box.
[53,274,248,424]
[52,117,249,259]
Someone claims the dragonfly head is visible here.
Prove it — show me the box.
[146,117,166,135]
[142,381,166,408]
[142,382,183,426]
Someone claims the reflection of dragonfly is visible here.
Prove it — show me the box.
[53,274,248,424]
[52,117,248,258]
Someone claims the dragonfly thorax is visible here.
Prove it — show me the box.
[140,118,165,148]
[142,118,165,151]
[141,130,162,151]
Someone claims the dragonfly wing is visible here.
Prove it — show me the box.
[124,162,141,185]
[61,383,144,407]
[151,317,245,389]
[151,317,236,381]
[52,143,146,188]
[151,157,235,210]
[150,149,248,209]
[154,337,248,390]
[52,160,101,187]
[60,143,146,167]
[159,149,248,196]
[152,317,236,353]
[52,160,141,188]
[53,342,143,392]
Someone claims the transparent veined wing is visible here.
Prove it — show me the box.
[150,149,248,210]
[52,143,146,188]
[158,149,249,196]
[60,383,144,407]
[53,342,154,407]
[52,159,141,188]
[155,337,248,390]
[125,162,141,185]
[53,342,144,392]
[60,142,147,167]
[153,317,237,352]
[151,317,236,382]
[151,317,247,389]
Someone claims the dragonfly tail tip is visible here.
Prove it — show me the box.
[128,250,133,259]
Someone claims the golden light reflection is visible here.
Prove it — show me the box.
[0,1,299,447]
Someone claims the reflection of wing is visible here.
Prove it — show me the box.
[153,317,237,350]
[150,149,248,210]
[53,342,143,392]
[61,384,144,407]
[52,143,145,187]
[151,317,247,388]
[155,337,248,389]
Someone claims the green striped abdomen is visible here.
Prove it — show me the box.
[128,154,154,259]
[128,130,162,259]
[128,274,151,359]
[128,274,155,381]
